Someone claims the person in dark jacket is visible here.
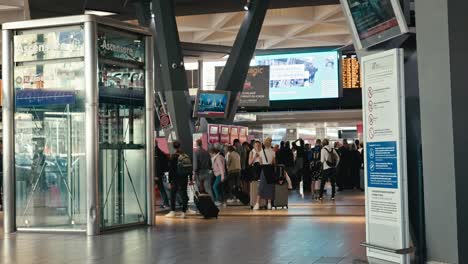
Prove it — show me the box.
[165,141,192,218]
[337,139,352,190]
[193,139,213,199]
[282,141,296,189]
[155,140,170,208]
[350,143,362,189]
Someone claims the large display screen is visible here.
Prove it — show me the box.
[341,0,408,49]
[193,91,231,119]
[254,51,339,101]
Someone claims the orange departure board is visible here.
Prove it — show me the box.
[342,55,362,88]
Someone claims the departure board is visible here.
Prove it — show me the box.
[342,54,362,88]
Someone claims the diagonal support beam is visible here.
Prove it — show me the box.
[150,0,194,157]
[215,0,270,122]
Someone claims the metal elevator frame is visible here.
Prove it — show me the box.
[2,15,155,236]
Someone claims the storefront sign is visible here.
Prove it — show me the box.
[215,66,270,107]
[362,49,410,264]
[14,27,84,62]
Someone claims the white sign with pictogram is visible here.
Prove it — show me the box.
[362,49,410,264]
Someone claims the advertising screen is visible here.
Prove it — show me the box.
[193,91,230,118]
[341,0,408,49]
[254,51,339,101]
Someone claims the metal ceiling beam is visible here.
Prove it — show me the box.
[151,0,194,157]
[215,0,270,122]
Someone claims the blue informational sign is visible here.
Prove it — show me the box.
[16,89,76,107]
[366,141,398,189]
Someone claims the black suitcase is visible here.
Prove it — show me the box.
[193,188,219,219]
[232,186,250,205]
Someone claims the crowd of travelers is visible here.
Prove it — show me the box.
[154,137,364,218]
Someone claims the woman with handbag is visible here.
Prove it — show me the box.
[250,138,276,210]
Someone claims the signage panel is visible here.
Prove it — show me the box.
[97,29,145,63]
[208,124,220,144]
[14,26,84,62]
[220,125,230,144]
[362,49,409,263]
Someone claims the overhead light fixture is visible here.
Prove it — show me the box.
[243,0,250,11]
[85,10,117,16]
[222,54,230,59]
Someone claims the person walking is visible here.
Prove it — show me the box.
[337,139,351,190]
[193,139,213,199]
[283,141,296,189]
[210,147,226,207]
[350,143,362,189]
[226,146,241,203]
[319,139,340,200]
[251,138,276,210]
[155,140,170,209]
[310,139,322,199]
[165,141,192,218]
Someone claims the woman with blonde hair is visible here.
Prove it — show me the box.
[250,138,276,210]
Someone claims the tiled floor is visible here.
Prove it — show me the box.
[0,191,367,264]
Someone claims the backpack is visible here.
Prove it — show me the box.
[177,153,193,176]
[325,148,338,168]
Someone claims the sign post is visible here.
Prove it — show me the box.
[361,49,411,263]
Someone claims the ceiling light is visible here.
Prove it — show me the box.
[85,10,116,16]
[243,0,250,11]
[222,54,230,59]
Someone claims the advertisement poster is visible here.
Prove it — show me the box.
[208,124,220,144]
[229,126,239,144]
[215,66,270,107]
[220,126,230,144]
[254,51,339,101]
[362,49,409,263]
[239,127,247,143]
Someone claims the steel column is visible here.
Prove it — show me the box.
[2,29,15,234]
[215,0,270,122]
[145,36,155,226]
[152,0,193,157]
[84,21,100,236]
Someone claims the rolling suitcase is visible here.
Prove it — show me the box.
[192,187,219,219]
[232,186,250,205]
[249,181,266,209]
[273,183,289,209]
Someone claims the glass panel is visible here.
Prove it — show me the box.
[99,105,146,228]
[98,27,146,229]
[14,26,86,230]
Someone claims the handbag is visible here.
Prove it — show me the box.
[261,149,277,184]
[248,162,261,181]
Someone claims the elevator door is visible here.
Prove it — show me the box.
[99,103,147,229]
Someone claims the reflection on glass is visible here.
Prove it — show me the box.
[98,27,147,229]
[15,100,86,229]
[99,104,146,228]
[14,26,86,230]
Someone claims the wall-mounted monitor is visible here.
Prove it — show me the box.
[193,90,231,119]
[340,0,409,50]
[254,51,339,101]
